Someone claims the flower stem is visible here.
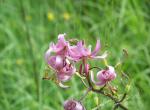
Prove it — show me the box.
[85,72,127,110]
[81,59,127,109]
[79,87,92,102]
[92,88,127,110]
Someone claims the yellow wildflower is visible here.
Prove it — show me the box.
[63,12,71,21]
[47,12,54,21]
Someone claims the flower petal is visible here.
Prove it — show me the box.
[107,66,117,80]
[55,55,64,70]
[90,71,105,86]
[45,48,52,61]
[58,33,66,39]
[91,39,100,56]
[90,71,96,83]
[68,41,90,61]
[49,33,69,55]
[58,82,69,89]
[57,72,72,82]
[45,43,54,61]
[91,51,108,59]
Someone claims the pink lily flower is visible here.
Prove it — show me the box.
[91,66,116,86]
[45,33,69,61]
[57,62,76,82]
[48,55,76,82]
[64,99,86,110]
[68,40,107,61]
[47,55,64,70]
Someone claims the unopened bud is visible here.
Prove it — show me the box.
[64,99,86,110]
[84,64,90,75]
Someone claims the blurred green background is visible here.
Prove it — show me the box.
[0,0,150,110]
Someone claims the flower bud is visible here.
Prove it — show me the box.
[79,64,83,75]
[97,66,116,83]
[64,99,86,110]
[91,66,116,86]
[84,64,90,75]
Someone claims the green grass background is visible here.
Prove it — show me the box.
[0,0,150,110]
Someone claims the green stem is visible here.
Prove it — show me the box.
[79,87,92,102]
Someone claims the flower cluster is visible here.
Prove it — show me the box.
[45,34,109,83]
[44,34,127,110]
[45,34,76,82]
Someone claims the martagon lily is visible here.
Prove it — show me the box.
[68,39,107,61]
[47,55,76,82]
[44,33,128,110]
[45,33,69,61]
[45,34,76,88]
[91,66,117,86]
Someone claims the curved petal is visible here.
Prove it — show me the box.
[55,56,64,70]
[45,42,55,61]
[63,66,76,76]
[90,71,106,86]
[108,66,115,73]
[47,56,56,68]
[96,66,116,84]
[75,101,85,110]
[91,51,108,59]
[57,73,72,82]
[107,66,116,80]
[68,41,90,60]
[45,48,52,61]
[91,39,100,56]
[90,71,96,83]
[57,33,67,48]
[97,70,107,83]
[47,55,64,70]
[68,44,82,59]
[78,41,91,56]
[58,82,69,89]
[50,33,69,55]
[58,33,66,39]
[67,56,81,61]
[95,81,106,86]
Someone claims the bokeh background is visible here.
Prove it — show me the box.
[0,0,150,110]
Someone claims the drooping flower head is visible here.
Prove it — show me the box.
[64,99,86,110]
[57,58,76,82]
[48,55,76,82]
[91,66,116,86]
[45,34,76,82]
